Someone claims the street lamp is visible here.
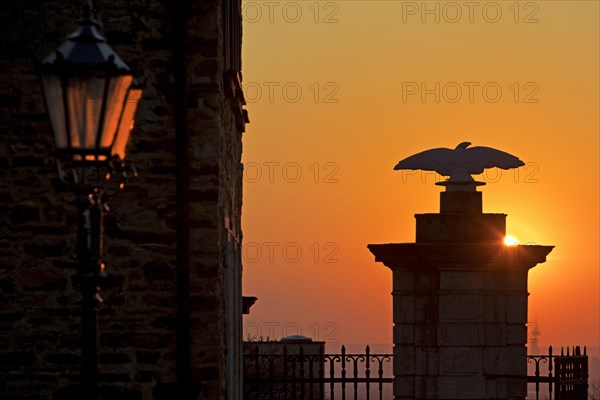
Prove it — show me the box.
[39,1,142,398]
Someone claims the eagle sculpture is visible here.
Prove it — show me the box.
[394,142,524,185]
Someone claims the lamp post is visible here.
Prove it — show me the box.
[39,1,142,398]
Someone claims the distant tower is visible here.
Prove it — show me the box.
[528,321,542,355]
[370,144,554,400]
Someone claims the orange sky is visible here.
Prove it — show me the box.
[240,1,600,350]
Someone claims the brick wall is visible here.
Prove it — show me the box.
[0,1,247,399]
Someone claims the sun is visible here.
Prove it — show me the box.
[504,235,519,246]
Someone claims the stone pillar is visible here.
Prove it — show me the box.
[369,191,553,400]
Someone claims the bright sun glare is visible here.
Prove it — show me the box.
[504,235,519,246]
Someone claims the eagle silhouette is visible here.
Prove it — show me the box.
[394,142,525,182]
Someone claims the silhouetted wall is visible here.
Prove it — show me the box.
[0,1,247,399]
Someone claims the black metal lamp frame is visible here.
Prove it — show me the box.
[57,160,136,400]
[39,1,141,398]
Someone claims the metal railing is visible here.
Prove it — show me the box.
[244,343,588,399]
[243,345,392,400]
[527,346,589,400]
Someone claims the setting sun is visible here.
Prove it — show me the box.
[504,235,520,246]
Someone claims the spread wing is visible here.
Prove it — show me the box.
[460,146,525,174]
[394,147,457,176]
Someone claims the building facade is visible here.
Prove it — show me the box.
[0,0,247,399]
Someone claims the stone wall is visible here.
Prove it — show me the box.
[0,1,247,399]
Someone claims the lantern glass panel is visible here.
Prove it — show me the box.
[111,85,142,160]
[41,74,68,149]
[100,75,133,153]
[66,76,106,151]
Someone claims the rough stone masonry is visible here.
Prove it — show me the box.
[0,1,247,399]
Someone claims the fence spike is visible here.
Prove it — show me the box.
[584,346,587,356]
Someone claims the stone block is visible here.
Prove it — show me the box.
[394,345,415,375]
[97,385,142,400]
[415,323,437,345]
[394,376,415,398]
[456,376,487,399]
[440,271,483,291]
[483,346,506,375]
[483,295,506,323]
[495,378,508,398]
[507,324,527,344]
[142,259,173,281]
[136,351,160,364]
[394,295,416,323]
[415,213,506,243]
[440,191,482,213]
[436,376,459,398]
[507,376,527,398]
[506,295,528,323]
[439,294,483,321]
[99,353,131,364]
[484,323,507,345]
[416,271,438,291]
[19,268,67,291]
[100,333,172,350]
[427,350,439,375]
[439,346,482,374]
[393,269,415,292]
[415,346,427,374]
[438,323,484,345]
[394,324,415,344]
[506,345,527,376]
[414,376,426,398]
[134,370,154,383]
[98,372,131,383]
[505,271,528,291]
[425,376,438,398]
[486,379,497,398]
[484,270,508,291]
[415,296,437,324]
[45,353,80,365]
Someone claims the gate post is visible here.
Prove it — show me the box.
[369,190,553,399]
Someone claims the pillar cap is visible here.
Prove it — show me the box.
[436,180,485,192]
[368,242,554,270]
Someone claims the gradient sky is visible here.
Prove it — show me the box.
[240,1,599,350]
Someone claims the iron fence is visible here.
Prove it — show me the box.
[527,346,589,400]
[244,344,588,399]
[243,345,392,400]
